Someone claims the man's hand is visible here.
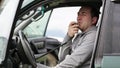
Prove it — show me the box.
[67,22,79,37]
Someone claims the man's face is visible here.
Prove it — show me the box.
[77,6,95,32]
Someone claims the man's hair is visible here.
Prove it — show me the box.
[90,6,100,19]
[82,5,101,19]
[87,5,101,24]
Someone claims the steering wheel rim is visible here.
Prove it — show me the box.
[18,30,37,67]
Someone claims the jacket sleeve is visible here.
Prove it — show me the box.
[55,31,96,68]
[58,34,73,62]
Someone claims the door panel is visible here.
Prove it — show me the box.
[94,0,120,68]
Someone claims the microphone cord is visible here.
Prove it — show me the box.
[35,40,70,59]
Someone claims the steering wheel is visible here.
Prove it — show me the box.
[17,30,37,67]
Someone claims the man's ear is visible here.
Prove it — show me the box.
[92,17,98,25]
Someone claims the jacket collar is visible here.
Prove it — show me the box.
[81,25,97,35]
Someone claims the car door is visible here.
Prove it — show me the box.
[91,0,120,68]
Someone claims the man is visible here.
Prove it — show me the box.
[37,5,100,68]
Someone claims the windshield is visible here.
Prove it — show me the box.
[0,0,20,64]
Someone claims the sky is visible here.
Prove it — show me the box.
[46,7,80,41]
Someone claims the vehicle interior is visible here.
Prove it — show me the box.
[3,0,106,68]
